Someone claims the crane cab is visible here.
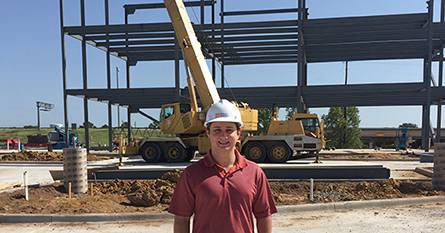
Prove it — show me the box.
[159,102,205,135]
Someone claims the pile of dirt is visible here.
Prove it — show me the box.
[92,170,180,207]
[0,151,112,161]
[0,169,443,214]
[320,151,418,160]
[271,179,442,204]
[0,151,63,161]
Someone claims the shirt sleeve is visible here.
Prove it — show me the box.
[168,169,195,217]
[252,168,277,218]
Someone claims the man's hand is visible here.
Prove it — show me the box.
[174,215,191,233]
[257,216,272,233]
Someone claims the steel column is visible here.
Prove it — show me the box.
[59,0,69,146]
[437,0,445,143]
[302,0,308,87]
[125,10,132,142]
[200,0,205,24]
[105,0,113,152]
[81,0,90,153]
[175,41,180,100]
[211,0,216,81]
[220,0,225,88]
[297,0,307,112]
[343,61,349,146]
[422,0,433,151]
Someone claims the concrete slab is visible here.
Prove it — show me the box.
[0,161,118,191]
[0,155,434,191]
[0,165,57,191]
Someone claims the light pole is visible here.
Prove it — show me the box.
[36,101,54,130]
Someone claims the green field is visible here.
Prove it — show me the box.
[0,127,168,147]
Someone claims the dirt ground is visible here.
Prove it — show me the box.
[0,170,443,214]
[319,151,418,160]
[0,151,112,161]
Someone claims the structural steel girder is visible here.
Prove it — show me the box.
[66,82,445,109]
[60,0,444,151]
[63,12,445,65]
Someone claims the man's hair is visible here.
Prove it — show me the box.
[206,122,241,130]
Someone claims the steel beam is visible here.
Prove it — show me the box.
[124,0,214,14]
[92,165,390,180]
[64,20,299,35]
[222,8,299,16]
[66,83,445,109]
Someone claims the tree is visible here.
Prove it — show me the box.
[322,107,362,149]
[80,121,95,128]
[399,123,418,128]
[120,121,129,128]
[257,108,273,134]
[100,124,108,129]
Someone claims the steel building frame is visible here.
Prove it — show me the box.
[59,0,445,152]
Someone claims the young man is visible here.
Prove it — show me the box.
[168,99,277,233]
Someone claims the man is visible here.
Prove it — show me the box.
[168,99,277,233]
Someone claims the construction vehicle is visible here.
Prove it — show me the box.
[47,124,78,150]
[125,0,324,163]
[243,112,325,163]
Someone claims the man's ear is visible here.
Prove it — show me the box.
[206,128,210,136]
[236,128,241,137]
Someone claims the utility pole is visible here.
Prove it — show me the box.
[116,67,120,127]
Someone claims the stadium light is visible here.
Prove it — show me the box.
[36,101,54,129]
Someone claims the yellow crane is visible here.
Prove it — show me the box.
[125,0,324,163]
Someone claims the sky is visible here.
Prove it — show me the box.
[0,0,444,128]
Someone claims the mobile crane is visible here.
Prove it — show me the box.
[126,0,324,163]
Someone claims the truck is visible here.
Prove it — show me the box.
[47,124,78,150]
[124,0,324,163]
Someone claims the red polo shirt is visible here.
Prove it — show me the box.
[168,150,277,233]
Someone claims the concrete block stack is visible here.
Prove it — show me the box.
[63,147,88,194]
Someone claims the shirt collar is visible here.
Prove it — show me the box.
[202,149,248,169]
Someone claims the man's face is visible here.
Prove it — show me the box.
[206,122,241,152]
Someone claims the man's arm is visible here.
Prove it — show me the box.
[174,215,191,233]
[256,216,272,233]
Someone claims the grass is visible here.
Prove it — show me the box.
[0,127,169,147]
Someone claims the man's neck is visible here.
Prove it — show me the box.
[211,149,236,169]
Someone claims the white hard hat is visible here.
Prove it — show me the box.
[204,99,243,128]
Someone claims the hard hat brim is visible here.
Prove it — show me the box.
[204,117,243,128]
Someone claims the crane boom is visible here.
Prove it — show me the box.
[164,0,220,110]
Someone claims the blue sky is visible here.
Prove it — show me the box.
[0,0,443,128]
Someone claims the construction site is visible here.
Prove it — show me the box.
[1,0,445,232]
